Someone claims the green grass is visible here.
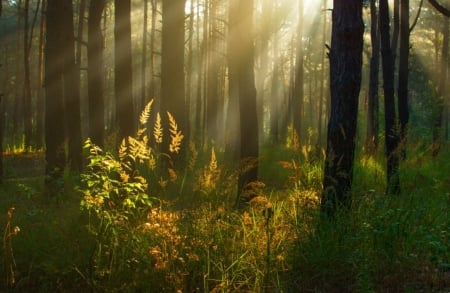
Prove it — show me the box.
[0,143,449,292]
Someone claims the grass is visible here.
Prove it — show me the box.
[0,140,449,292]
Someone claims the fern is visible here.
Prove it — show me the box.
[154,112,163,144]
[167,111,184,154]
[139,99,154,125]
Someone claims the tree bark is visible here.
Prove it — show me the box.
[292,0,304,143]
[45,0,67,195]
[114,0,134,140]
[366,0,380,154]
[87,0,105,147]
[321,0,364,216]
[380,0,401,195]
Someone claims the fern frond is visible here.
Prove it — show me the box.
[167,111,184,154]
[209,147,217,171]
[119,138,128,162]
[153,112,163,144]
[139,99,154,125]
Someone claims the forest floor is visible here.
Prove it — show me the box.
[0,145,450,292]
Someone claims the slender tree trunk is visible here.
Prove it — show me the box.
[366,0,380,154]
[87,0,106,147]
[62,0,82,171]
[398,0,409,159]
[186,0,194,140]
[141,0,148,110]
[321,0,364,217]
[432,16,448,156]
[45,0,67,195]
[114,0,134,140]
[36,0,46,149]
[14,0,23,145]
[292,0,304,143]
[380,0,400,195]
[23,0,32,150]
[230,0,259,204]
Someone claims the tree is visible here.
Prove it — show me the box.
[321,0,364,216]
[229,0,259,205]
[161,0,186,152]
[87,0,106,148]
[398,0,410,158]
[62,0,82,171]
[45,0,67,194]
[366,0,380,154]
[292,0,304,143]
[114,0,134,140]
[380,0,401,195]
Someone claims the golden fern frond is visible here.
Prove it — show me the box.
[119,138,128,162]
[139,99,154,125]
[154,112,163,144]
[209,147,217,171]
[167,111,184,154]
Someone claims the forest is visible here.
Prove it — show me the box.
[0,0,450,291]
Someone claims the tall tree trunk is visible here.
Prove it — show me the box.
[230,0,259,205]
[161,0,186,153]
[321,0,364,217]
[36,0,45,149]
[114,0,134,140]
[398,0,410,158]
[62,0,82,171]
[141,0,148,111]
[433,16,448,156]
[366,0,380,154]
[380,0,401,195]
[45,0,67,195]
[14,0,23,145]
[292,0,304,143]
[87,0,105,147]
[23,0,32,150]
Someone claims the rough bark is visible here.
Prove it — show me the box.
[87,0,105,147]
[321,0,364,216]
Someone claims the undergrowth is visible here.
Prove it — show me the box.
[0,105,449,292]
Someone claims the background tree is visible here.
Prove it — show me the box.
[321,0,364,216]
[229,0,259,204]
[380,0,401,195]
[114,0,134,140]
[87,0,106,147]
[45,0,66,194]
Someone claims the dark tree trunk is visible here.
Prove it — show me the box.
[161,0,186,151]
[398,0,410,158]
[114,0,134,140]
[62,0,82,171]
[87,0,105,147]
[36,0,46,149]
[229,0,259,205]
[45,0,67,195]
[23,0,32,150]
[321,0,364,217]
[380,0,401,195]
[366,0,380,154]
[433,16,448,156]
[141,0,148,110]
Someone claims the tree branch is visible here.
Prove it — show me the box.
[410,0,424,32]
[429,0,450,17]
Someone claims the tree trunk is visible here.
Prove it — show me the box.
[62,0,82,171]
[366,0,380,154]
[432,16,448,156]
[23,0,32,150]
[380,0,401,195]
[36,0,46,149]
[45,0,67,195]
[321,0,364,217]
[141,0,148,110]
[161,0,186,153]
[114,0,134,140]
[398,0,410,159]
[229,0,259,205]
[292,0,304,143]
[87,0,105,147]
